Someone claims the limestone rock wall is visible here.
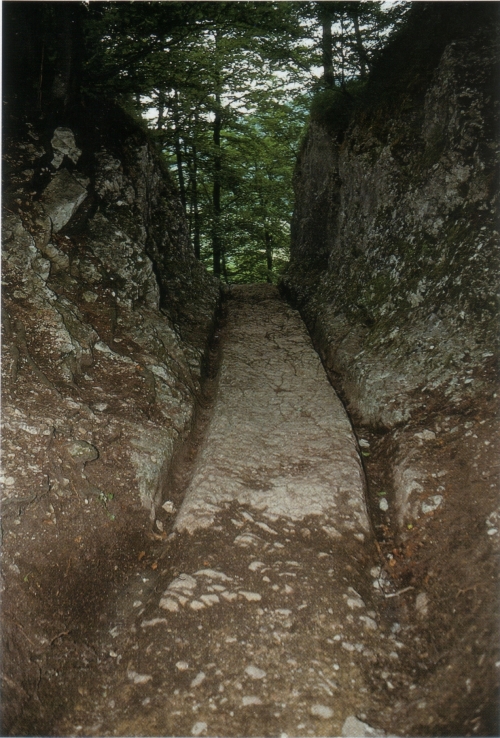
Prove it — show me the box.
[3,104,219,520]
[283,20,499,526]
[1,103,219,730]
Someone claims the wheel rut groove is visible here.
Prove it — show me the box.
[54,285,405,737]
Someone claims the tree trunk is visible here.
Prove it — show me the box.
[351,9,369,80]
[212,29,222,278]
[320,6,335,90]
[265,230,273,283]
[192,117,201,260]
[173,90,187,214]
[51,3,83,110]
[157,90,165,130]
[340,13,345,88]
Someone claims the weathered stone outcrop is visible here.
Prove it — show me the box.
[1,103,219,732]
[283,17,499,525]
[282,15,499,732]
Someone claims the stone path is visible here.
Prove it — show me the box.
[54,286,403,737]
[176,284,368,537]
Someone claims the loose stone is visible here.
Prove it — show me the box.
[245,665,266,679]
[421,495,443,514]
[190,672,206,688]
[127,671,152,685]
[310,704,334,719]
[239,591,262,601]
[242,695,262,706]
[191,721,207,736]
[159,597,180,613]
[200,594,220,606]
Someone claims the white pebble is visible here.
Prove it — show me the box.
[191,672,206,688]
[421,495,443,514]
[195,569,231,581]
[359,615,377,630]
[176,661,189,671]
[191,722,207,736]
[221,591,238,601]
[200,594,220,606]
[242,695,262,706]
[245,665,266,680]
[248,560,265,571]
[190,600,205,611]
[127,671,152,685]
[159,597,179,613]
[346,597,365,610]
[416,592,428,616]
[310,704,333,719]
[239,591,261,602]
[141,618,168,628]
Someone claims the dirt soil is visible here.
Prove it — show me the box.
[2,288,499,737]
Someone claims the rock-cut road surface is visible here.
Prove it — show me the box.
[56,285,403,737]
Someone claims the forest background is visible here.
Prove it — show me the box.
[5,1,411,283]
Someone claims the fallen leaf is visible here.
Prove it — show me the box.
[74,536,82,543]
[138,551,146,561]
[151,561,158,570]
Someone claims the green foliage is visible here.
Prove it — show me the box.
[79,2,408,283]
[309,81,365,134]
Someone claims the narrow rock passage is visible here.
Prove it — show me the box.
[176,284,368,536]
[55,286,403,738]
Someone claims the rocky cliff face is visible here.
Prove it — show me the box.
[284,19,499,525]
[283,19,499,729]
[1,102,219,731]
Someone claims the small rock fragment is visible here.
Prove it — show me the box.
[310,704,333,719]
[169,573,197,592]
[221,591,238,601]
[141,618,168,628]
[66,440,99,463]
[346,596,365,610]
[190,600,205,611]
[200,594,220,606]
[342,715,386,736]
[414,429,436,443]
[421,495,443,514]
[359,615,377,630]
[175,661,189,671]
[248,560,265,571]
[415,592,429,617]
[379,497,389,512]
[195,569,231,581]
[239,591,262,602]
[242,695,262,706]
[127,671,152,685]
[191,722,207,736]
[245,665,266,680]
[191,672,206,688]
[159,597,180,613]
